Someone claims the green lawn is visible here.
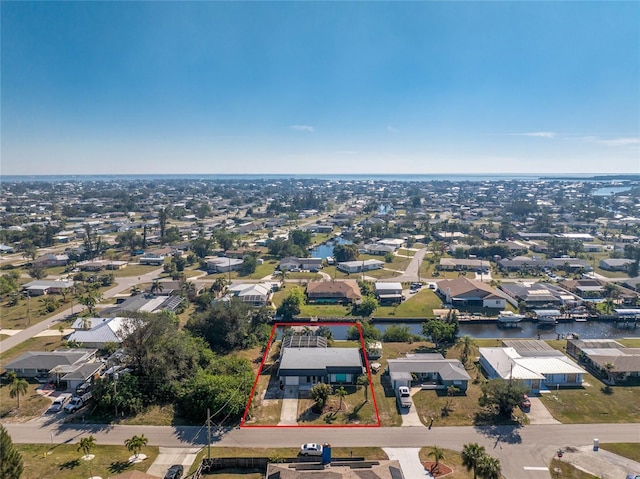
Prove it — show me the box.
[376,289,442,318]
[0,297,71,330]
[549,458,599,479]
[17,444,159,479]
[418,447,475,479]
[0,380,52,418]
[599,443,640,462]
[538,373,640,423]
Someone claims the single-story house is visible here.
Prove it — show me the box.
[279,257,323,271]
[363,243,396,255]
[374,282,404,304]
[66,317,128,348]
[3,349,98,381]
[437,276,506,309]
[387,353,470,392]
[34,253,69,267]
[479,342,585,392]
[22,279,75,296]
[499,282,578,309]
[599,258,635,272]
[102,294,185,316]
[306,280,362,304]
[438,258,491,271]
[265,460,405,479]
[566,338,640,383]
[278,346,364,389]
[228,283,272,306]
[337,259,385,274]
[139,253,166,265]
[206,257,244,273]
[0,244,15,254]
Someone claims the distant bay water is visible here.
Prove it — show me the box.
[2,173,637,183]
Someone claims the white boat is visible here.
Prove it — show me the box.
[497,311,526,324]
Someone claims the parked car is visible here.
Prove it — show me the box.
[396,386,412,409]
[164,464,184,479]
[521,394,531,410]
[48,393,72,413]
[300,443,323,456]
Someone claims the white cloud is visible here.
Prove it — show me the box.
[513,131,557,139]
[585,136,639,147]
[289,125,314,132]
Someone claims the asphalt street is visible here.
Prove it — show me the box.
[4,422,639,479]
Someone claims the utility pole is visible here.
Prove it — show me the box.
[114,373,118,417]
[25,292,31,325]
[207,408,211,460]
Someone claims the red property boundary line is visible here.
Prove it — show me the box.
[240,321,381,428]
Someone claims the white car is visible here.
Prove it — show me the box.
[300,443,323,456]
[48,393,72,413]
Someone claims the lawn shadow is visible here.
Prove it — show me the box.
[473,424,522,446]
[109,460,133,474]
[59,458,80,470]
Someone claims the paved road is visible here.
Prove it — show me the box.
[3,422,639,479]
[0,267,164,355]
[392,248,428,283]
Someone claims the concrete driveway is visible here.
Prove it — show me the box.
[384,448,434,478]
[399,388,424,427]
[525,396,560,425]
[278,386,299,425]
[146,446,201,477]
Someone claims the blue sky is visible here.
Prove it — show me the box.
[2,1,638,175]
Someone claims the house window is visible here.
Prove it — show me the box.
[335,374,347,383]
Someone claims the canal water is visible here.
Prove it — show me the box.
[310,237,352,259]
[322,320,639,340]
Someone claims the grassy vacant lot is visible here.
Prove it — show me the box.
[109,263,161,277]
[0,380,52,419]
[17,444,159,479]
[600,442,640,462]
[539,373,640,423]
[549,458,599,479]
[1,297,68,330]
[377,289,442,318]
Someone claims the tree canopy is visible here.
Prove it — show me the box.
[478,379,529,417]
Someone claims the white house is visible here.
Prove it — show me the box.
[479,345,585,392]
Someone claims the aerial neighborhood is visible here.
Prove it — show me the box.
[1,176,639,479]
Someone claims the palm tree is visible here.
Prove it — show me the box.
[130,285,141,296]
[461,443,486,479]
[428,445,445,469]
[150,279,163,296]
[476,454,501,479]
[456,334,477,366]
[603,362,615,389]
[124,434,148,459]
[210,278,228,298]
[9,377,28,408]
[77,435,96,458]
[336,386,347,411]
[356,374,370,403]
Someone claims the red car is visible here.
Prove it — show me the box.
[521,394,531,409]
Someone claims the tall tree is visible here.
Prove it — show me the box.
[455,335,477,366]
[428,445,445,468]
[9,377,28,408]
[336,386,347,411]
[124,434,148,459]
[476,454,501,479]
[0,424,24,478]
[78,435,96,457]
[461,443,486,479]
[356,374,370,403]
